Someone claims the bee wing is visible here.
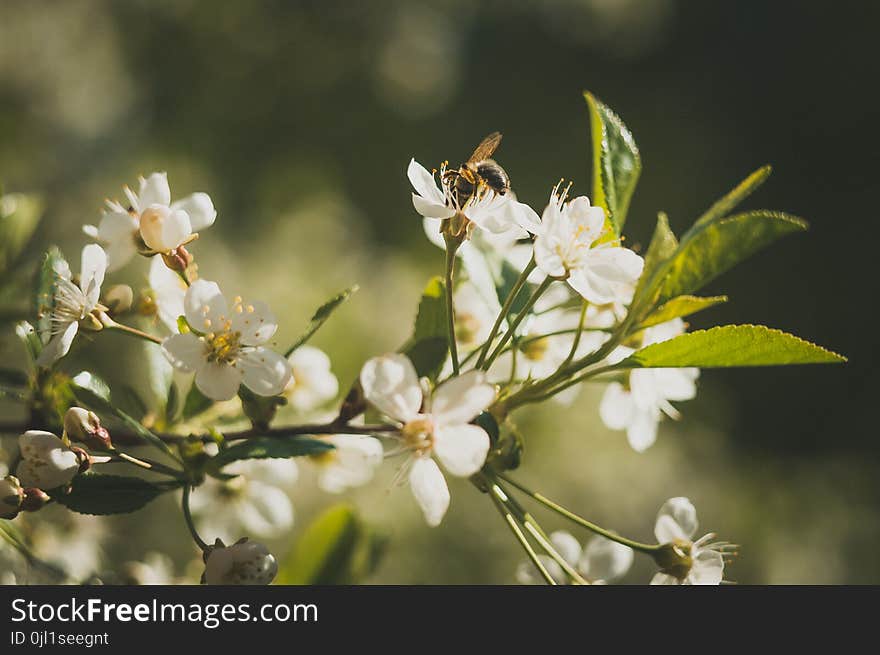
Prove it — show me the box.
[467,132,502,163]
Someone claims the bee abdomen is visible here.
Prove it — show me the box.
[475,160,510,195]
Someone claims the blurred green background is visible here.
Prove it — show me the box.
[1,0,876,584]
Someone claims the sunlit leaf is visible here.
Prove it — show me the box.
[401,276,448,379]
[639,295,728,329]
[285,285,358,356]
[623,324,846,368]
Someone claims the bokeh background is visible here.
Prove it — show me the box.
[1,0,877,584]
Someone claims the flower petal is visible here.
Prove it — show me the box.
[433,424,490,477]
[407,159,446,205]
[626,408,659,452]
[137,172,171,210]
[689,548,724,585]
[237,480,294,537]
[184,279,228,331]
[162,333,207,373]
[650,572,681,585]
[79,244,107,308]
[195,361,243,401]
[549,530,582,566]
[599,383,635,431]
[408,456,450,527]
[231,299,277,346]
[431,370,496,425]
[655,497,699,543]
[359,354,422,423]
[172,192,216,231]
[36,321,79,367]
[238,348,292,397]
[413,193,455,219]
[533,233,567,278]
[583,247,645,285]
[578,537,634,582]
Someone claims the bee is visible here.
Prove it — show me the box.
[443,132,511,208]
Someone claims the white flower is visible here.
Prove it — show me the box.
[360,354,496,526]
[84,172,216,269]
[283,346,339,412]
[162,280,292,401]
[408,159,538,235]
[191,458,297,544]
[15,431,80,490]
[36,244,108,367]
[121,552,177,585]
[204,539,278,585]
[599,319,699,452]
[452,280,499,351]
[311,435,384,494]
[148,255,187,332]
[651,497,727,585]
[515,530,633,585]
[0,475,23,519]
[533,187,643,305]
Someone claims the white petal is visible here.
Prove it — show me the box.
[422,217,447,249]
[97,210,139,241]
[584,247,645,285]
[407,159,446,205]
[162,333,207,373]
[318,435,384,493]
[137,172,171,209]
[139,206,192,252]
[505,199,542,234]
[653,368,699,402]
[567,268,617,305]
[359,354,422,422]
[195,361,243,401]
[149,255,187,331]
[433,424,490,477]
[650,572,681,585]
[408,457,450,527]
[237,481,294,537]
[238,348,292,397]
[655,497,698,543]
[79,244,107,308]
[533,233,567,278]
[36,321,79,367]
[230,300,277,345]
[549,531,582,566]
[184,279,228,330]
[431,370,496,425]
[579,537,634,582]
[599,383,635,431]
[171,192,216,231]
[689,548,724,585]
[412,193,455,219]
[626,409,659,452]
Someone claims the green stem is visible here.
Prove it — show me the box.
[101,316,163,345]
[481,277,552,371]
[443,240,461,376]
[561,301,589,369]
[497,474,659,554]
[487,484,557,585]
[508,363,626,410]
[182,485,209,552]
[474,258,537,369]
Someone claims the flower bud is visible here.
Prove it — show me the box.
[103,284,134,314]
[20,487,50,512]
[0,475,24,519]
[140,205,192,252]
[16,431,81,490]
[203,538,278,585]
[161,245,194,273]
[64,407,112,451]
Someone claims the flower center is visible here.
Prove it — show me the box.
[456,311,481,347]
[522,337,550,362]
[401,417,435,454]
[205,330,242,365]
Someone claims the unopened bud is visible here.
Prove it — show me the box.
[161,245,194,273]
[0,475,24,519]
[64,407,112,451]
[203,538,278,585]
[20,487,50,512]
[103,284,134,314]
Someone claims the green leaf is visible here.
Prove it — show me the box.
[53,473,171,515]
[694,166,772,229]
[34,247,68,346]
[401,276,449,379]
[70,374,180,461]
[584,91,641,234]
[632,212,678,305]
[276,504,385,585]
[658,211,807,303]
[285,285,358,356]
[208,436,333,472]
[182,384,213,419]
[639,295,728,329]
[623,324,846,368]
[0,192,44,275]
